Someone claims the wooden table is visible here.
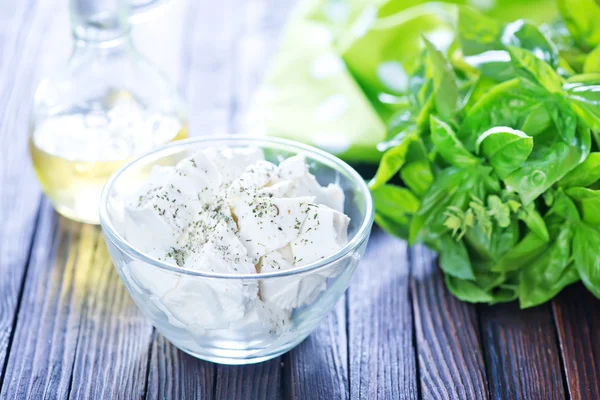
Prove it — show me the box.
[1,1,599,399]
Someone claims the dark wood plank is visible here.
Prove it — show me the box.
[0,0,46,381]
[410,245,488,400]
[69,229,153,400]
[552,284,600,400]
[479,302,566,400]
[146,335,215,400]
[347,229,417,399]
[215,360,282,400]
[0,206,85,400]
[283,300,349,400]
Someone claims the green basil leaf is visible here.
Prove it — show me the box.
[372,184,420,218]
[458,7,513,82]
[520,262,579,308]
[549,95,577,143]
[584,45,600,73]
[573,223,600,299]
[409,168,465,244]
[423,37,460,120]
[458,6,502,56]
[401,161,433,198]
[560,152,600,187]
[430,115,479,168]
[504,125,591,205]
[398,138,433,197]
[374,213,410,241]
[548,190,582,222]
[558,0,600,50]
[507,46,563,93]
[370,131,417,189]
[409,166,498,244]
[459,79,548,150]
[475,126,533,179]
[494,231,549,272]
[464,219,518,262]
[566,187,600,225]
[520,103,553,136]
[440,235,475,280]
[518,222,576,308]
[565,77,600,131]
[501,20,559,69]
[444,274,494,303]
[519,203,550,242]
[489,284,519,304]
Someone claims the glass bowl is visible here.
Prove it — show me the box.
[99,136,374,364]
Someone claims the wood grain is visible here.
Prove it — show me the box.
[215,360,282,400]
[0,0,48,382]
[347,228,418,399]
[283,300,349,400]
[68,230,153,400]
[410,245,488,400]
[0,206,87,400]
[479,302,566,400]
[147,335,215,400]
[552,284,600,400]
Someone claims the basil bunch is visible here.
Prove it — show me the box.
[370,0,600,307]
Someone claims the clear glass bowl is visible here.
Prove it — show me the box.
[99,136,374,364]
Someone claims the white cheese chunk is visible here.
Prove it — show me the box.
[183,220,256,274]
[277,153,345,212]
[259,246,327,310]
[124,167,202,255]
[226,160,278,201]
[126,260,180,298]
[231,300,291,336]
[161,221,258,331]
[231,195,314,260]
[175,150,222,201]
[120,146,351,335]
[290,204,350,266]
[203,147,265,185]
[161,276,251,331]
[256,180,296,198]
[177,196,238,254]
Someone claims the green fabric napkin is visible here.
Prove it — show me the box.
[246,0,557,163]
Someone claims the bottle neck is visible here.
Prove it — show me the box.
[70,0,131,44]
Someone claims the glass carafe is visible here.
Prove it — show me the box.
[30,0,186,224]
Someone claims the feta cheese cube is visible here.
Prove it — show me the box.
[203,147,265,184]
[259,246,327,310]
[231,195,315,260]
[226,160,278,201]
[124,168,201,255]
[277,153,345,212]
[290,204,350,266]
[175,150,222,200]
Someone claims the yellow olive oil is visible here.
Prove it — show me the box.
[30,94,187,224]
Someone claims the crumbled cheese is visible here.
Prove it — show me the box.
[259,246,327,310]
[122,148,350,336]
